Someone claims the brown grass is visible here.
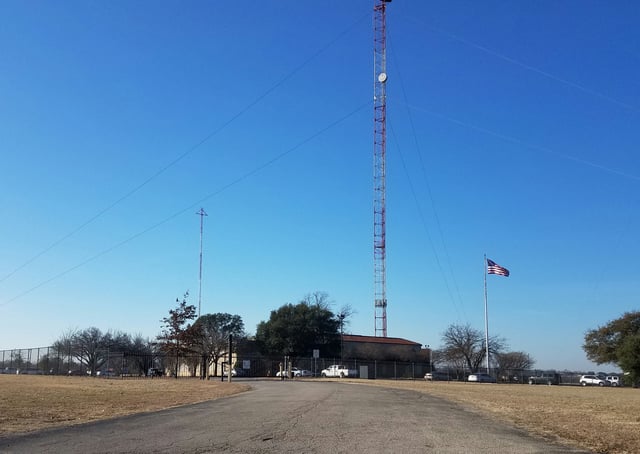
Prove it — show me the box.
[0,375,249,436]
[349,379,640,454]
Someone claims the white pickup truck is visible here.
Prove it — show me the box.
[320,364,357,378]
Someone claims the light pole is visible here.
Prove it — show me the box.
[426,345,433,373]
[339,314,345,363]
[196,208,207,318]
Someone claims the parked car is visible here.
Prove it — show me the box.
[294,368,313,377]
[222,368,238,377]
[528,373,560,385]
[606,376,622,387]
[147,368,163,377]
[424,371,448,381]
[321,365,358,378]
[468,373,496,383]
[500,375,520,383]
[97,369,116,377]
[276,367,312,378]
[579,375,609,386]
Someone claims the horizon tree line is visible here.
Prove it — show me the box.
[42,291,552,379]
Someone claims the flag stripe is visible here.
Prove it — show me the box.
[487,258,510,277]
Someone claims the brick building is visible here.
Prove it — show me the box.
[342,334,427,362]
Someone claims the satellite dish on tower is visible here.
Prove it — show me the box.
[378,72,388,83]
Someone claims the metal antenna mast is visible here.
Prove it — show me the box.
[373,0,390,337]
[196,207,208,318]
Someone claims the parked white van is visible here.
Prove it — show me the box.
[606,375,622,387]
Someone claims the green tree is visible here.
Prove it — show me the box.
[255,294,340,358]
[193,313,245,379]
[441,323,505,373]
[157,292,197,377]
[583,311,640,385]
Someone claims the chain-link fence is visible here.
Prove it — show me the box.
[1,347,66,375]
[1,347,434,380]
[425,367,591,385]
[0,347,593,384]
[0,347,158,377]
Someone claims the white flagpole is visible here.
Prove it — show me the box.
[484,254,490,375]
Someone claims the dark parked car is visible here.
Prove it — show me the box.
[528,373,560,385]
[148,368,163,377]
[468,373,496,383]
[424,371,449,381]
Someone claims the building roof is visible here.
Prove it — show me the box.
[343,334,422,347]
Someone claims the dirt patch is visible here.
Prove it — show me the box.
[0,375,249,436]
[350,379,640,454]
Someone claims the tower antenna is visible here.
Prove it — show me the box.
[196,207,208,318]
[373,0,390,337]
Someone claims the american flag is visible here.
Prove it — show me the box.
[487,259,509,277]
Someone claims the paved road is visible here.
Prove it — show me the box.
[0,380,589,453]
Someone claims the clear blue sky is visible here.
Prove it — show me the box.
[2,1,639,372]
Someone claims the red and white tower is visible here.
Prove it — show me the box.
[373,0,390,337]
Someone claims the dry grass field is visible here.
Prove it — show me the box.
[352,379,640,454]
[0,375,248,435]
[1,375,639,453]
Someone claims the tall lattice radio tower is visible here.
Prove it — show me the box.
[373,0,391,337]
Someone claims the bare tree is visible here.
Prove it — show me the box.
[10,351,25,370]
[495,351,535,371]
[192,313,245,379]
[157,292,197,378]
[52,329,75,368]
[335,304,354,362]
[494,351,535,381]
[336,304,354,337]
[301,291,332,310]
[441,323,505,373]
[125,334,156,376]
[429,349,445,369]
[73,327,107,375]
[52,327,127,375]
